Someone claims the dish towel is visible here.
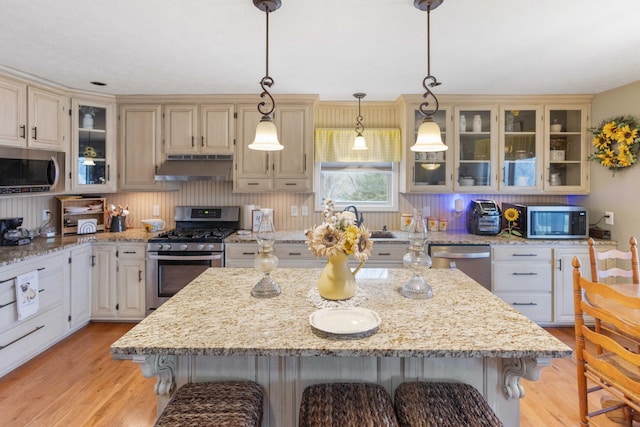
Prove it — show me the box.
[16,270,39,320]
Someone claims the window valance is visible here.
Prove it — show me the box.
[314,128,402,162]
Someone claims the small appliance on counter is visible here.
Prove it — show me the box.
[501,202,588,239]
[0,217,32,246]
[466,200,501,236]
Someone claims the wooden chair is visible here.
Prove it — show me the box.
[572,256,640,426]
[589,237,639,285]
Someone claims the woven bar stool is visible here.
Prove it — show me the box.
[394,382,503,427]
[154,381,264,427]
[299,382,399,427]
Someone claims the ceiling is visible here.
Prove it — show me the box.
[1,0,639,101]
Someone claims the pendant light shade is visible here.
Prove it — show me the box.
[250,0,283,151]
[410,0,448,153]
[249,115,282,151]
[352,92,368,150]
[82,158,96,166]
[411,116,448,152]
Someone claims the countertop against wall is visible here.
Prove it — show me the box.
[0,228,614,267]
[0,228,155,267]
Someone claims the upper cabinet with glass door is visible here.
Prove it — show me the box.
[454,106,497,191]
[407,107,451,192]
[71,98,116,192]
[499,106,542,192]
[543,105,589,193]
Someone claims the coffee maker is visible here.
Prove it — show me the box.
[0,217,31,246]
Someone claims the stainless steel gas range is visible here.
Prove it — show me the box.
[146,206,240,315]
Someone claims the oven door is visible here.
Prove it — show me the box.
[147,252,223,314]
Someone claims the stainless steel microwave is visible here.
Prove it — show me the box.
[501,202,588,239]
[0,147,65,195]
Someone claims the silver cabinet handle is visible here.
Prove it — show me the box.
[0,325,44,350]
[512,272,538,276]
[512,302,538,306]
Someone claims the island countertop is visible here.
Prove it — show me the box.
[110,267,572,359]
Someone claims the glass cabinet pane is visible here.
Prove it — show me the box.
[77,105,107,186]
[503,109,537,188]
[412,109,448,187]
[548,109,583,188]
[458,109,491,187]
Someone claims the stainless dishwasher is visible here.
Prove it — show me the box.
[428,244,492,290]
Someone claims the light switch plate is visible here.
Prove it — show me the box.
[291,206,299,217]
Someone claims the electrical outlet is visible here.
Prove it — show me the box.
[42,209,50,222]
[153,205,160,216]
[290,205,299,217]
[301,205,309,216]
[605,211,614,225]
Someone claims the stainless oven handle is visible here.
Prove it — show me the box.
[147,253,223,261]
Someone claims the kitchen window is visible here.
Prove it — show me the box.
[314,128,401,212]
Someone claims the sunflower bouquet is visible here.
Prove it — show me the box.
[501,207,522,237]
[588,116,640,171]
[306,199,373,262]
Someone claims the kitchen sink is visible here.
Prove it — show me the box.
[370,230,397,239]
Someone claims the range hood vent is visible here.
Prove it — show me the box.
[155,154,233,182]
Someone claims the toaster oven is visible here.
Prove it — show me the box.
[466,200,501,235]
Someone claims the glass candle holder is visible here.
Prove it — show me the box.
[402,211,433,299]
[251,211,281,298]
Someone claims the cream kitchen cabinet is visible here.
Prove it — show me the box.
[0,251,68,377]
[163,103,234,155]
[118,104,168,191]
[70,97,117,192]
[498,106,543,192]
[68,244,92,331]
[399,95,592,195]
[543,105,590,194]
[0,74,68,150]
[234,99,315,193]
[91,243,146,320]
[399,96,452,193]
[492,245,553,324]
[552,245,614,324]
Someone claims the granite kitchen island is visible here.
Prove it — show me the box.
[111,267,571,426]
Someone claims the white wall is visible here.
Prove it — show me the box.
[578,80,640,245]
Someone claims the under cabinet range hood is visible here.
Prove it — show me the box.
[154,155,233,182]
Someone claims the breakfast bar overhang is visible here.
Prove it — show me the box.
[110,267,572,426]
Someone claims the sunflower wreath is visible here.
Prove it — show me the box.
[588,116,640,171]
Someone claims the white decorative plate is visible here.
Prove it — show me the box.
[309,307,381,335]
[65,206,90,213]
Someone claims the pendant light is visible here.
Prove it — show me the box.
[352,93,368,150]
[411,0,448,153]
[248,0,284,151]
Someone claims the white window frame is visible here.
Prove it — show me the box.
[314,161,399,212]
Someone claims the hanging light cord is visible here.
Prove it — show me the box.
[355,95,364,136]
[258,9,275,117]
[418,5,441,118]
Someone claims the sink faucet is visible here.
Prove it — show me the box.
[343,205,364,227]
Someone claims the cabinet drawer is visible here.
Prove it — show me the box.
[226,244,259,259]
[0,254,65,332]
[493,263,552,292]
[235,179,274,191]
[275,244,315,261]
[273,179,311,192]
[494,291,552,323]
[118,245,145,260]
[0,304,65,377]
[492,246,552,261]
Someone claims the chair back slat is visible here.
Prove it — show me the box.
[589,237,640,284]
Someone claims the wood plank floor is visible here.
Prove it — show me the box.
[0,323,621,426]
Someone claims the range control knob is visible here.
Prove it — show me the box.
[179,244,189,251]
[152,243,163,251]
[197,244,205,250]
[161,244,171,251]
[206,244,215,251]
